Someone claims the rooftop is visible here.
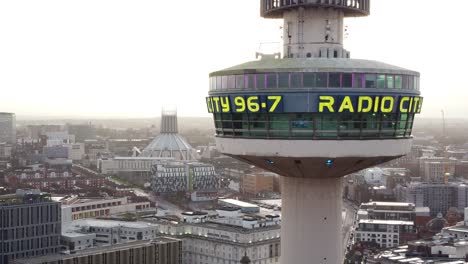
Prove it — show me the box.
[359,219,414,226]
[64,219,158,230]
[361,201,415,207]
[219,199,260,209]
[210,58,419,76]
[13,238,180,264]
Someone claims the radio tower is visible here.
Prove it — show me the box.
[206,1,423,263]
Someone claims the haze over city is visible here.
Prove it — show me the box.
[0,0,467,119]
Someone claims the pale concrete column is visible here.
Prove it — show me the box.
[281,177,342,264]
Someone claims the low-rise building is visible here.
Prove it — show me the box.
[358,201,416,221]
[157,208,281,264]
[151,161,219,197]
[58,196,151,223]
[218,199,260,214]
[14,238,182,264]
[5,165,107,191]
[63,219,159,247]
[241,171,275,195]
[355,219,416,248]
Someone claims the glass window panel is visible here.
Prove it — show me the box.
[291,114,313,130]
[291,73,302,88]
[395,76,402,89]
[414,77,418,91]
[377,74,386,89]
[365,74,376,88]
[387,75,394,89]
[222,76,228,89]
[246,75,255,89]
[353,74,364,88]
[398,113,408,129]
[303,73,316,87]
[227,76,236,89]
[266,74,278,88]
[316,73,328,87]
[216,76,222,90]
[209,77,214,91]
[278,73,289,88]
[236,75,245,89]
[256,74,266,89]
[316,115,338,137]
[408,76,414,90]
[381,114,396,137]
[329,73,341,87]
[361,113,380,138]
[269,114,290,132]
[402,75,408,89]
[342,73,352,88]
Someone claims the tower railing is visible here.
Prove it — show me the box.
[261,0,370,18]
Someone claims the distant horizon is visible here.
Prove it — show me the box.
[14,114,467,121]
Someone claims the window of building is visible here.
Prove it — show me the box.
[246,74,255,89]
[342,73,352,88]
[278,73,289,88]
[290,73,302,88]
[236,75,245,89]
[222,76,228,89]
[329,73,341,87]
[365,74,376,88]
[266,74,278,88]
[303,73,316,87]
[353,73,364,88]
[316,73,328,87]
[387,75,394,89]
[394,75,402,89]
[256,74,266,89]
[377,74,386,88]
[227,75,236,89]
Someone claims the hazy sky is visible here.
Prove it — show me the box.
[0,0,466,119]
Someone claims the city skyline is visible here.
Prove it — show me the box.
[0,0,465,118]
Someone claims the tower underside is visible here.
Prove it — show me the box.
[216,137,411,178]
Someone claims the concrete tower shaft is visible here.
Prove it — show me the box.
[261,0,370,58]
[283,8,347,58]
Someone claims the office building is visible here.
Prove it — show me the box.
[355,219,416,249]
[241,171,275,195]
[358,201,416,222]
[0,190,61,264]
[396,182,468,217]
[13,238,182,264]
[0,113,15,144]
[158,209,280,264]
[418,156,456,183]
[151,161,219,197]
[58,196,151,223]
[205,0,423,262]
[62,219,159,248]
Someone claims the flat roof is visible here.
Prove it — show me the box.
[210,58,419,76]
[359,219,414,225]
[64,219,157,231]
[362,201,415,207]
[219,199,260,209]
[13,238,180,264]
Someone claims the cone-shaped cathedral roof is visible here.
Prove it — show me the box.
[140,109,197,160]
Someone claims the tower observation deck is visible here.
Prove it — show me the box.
[206,1,422,263]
